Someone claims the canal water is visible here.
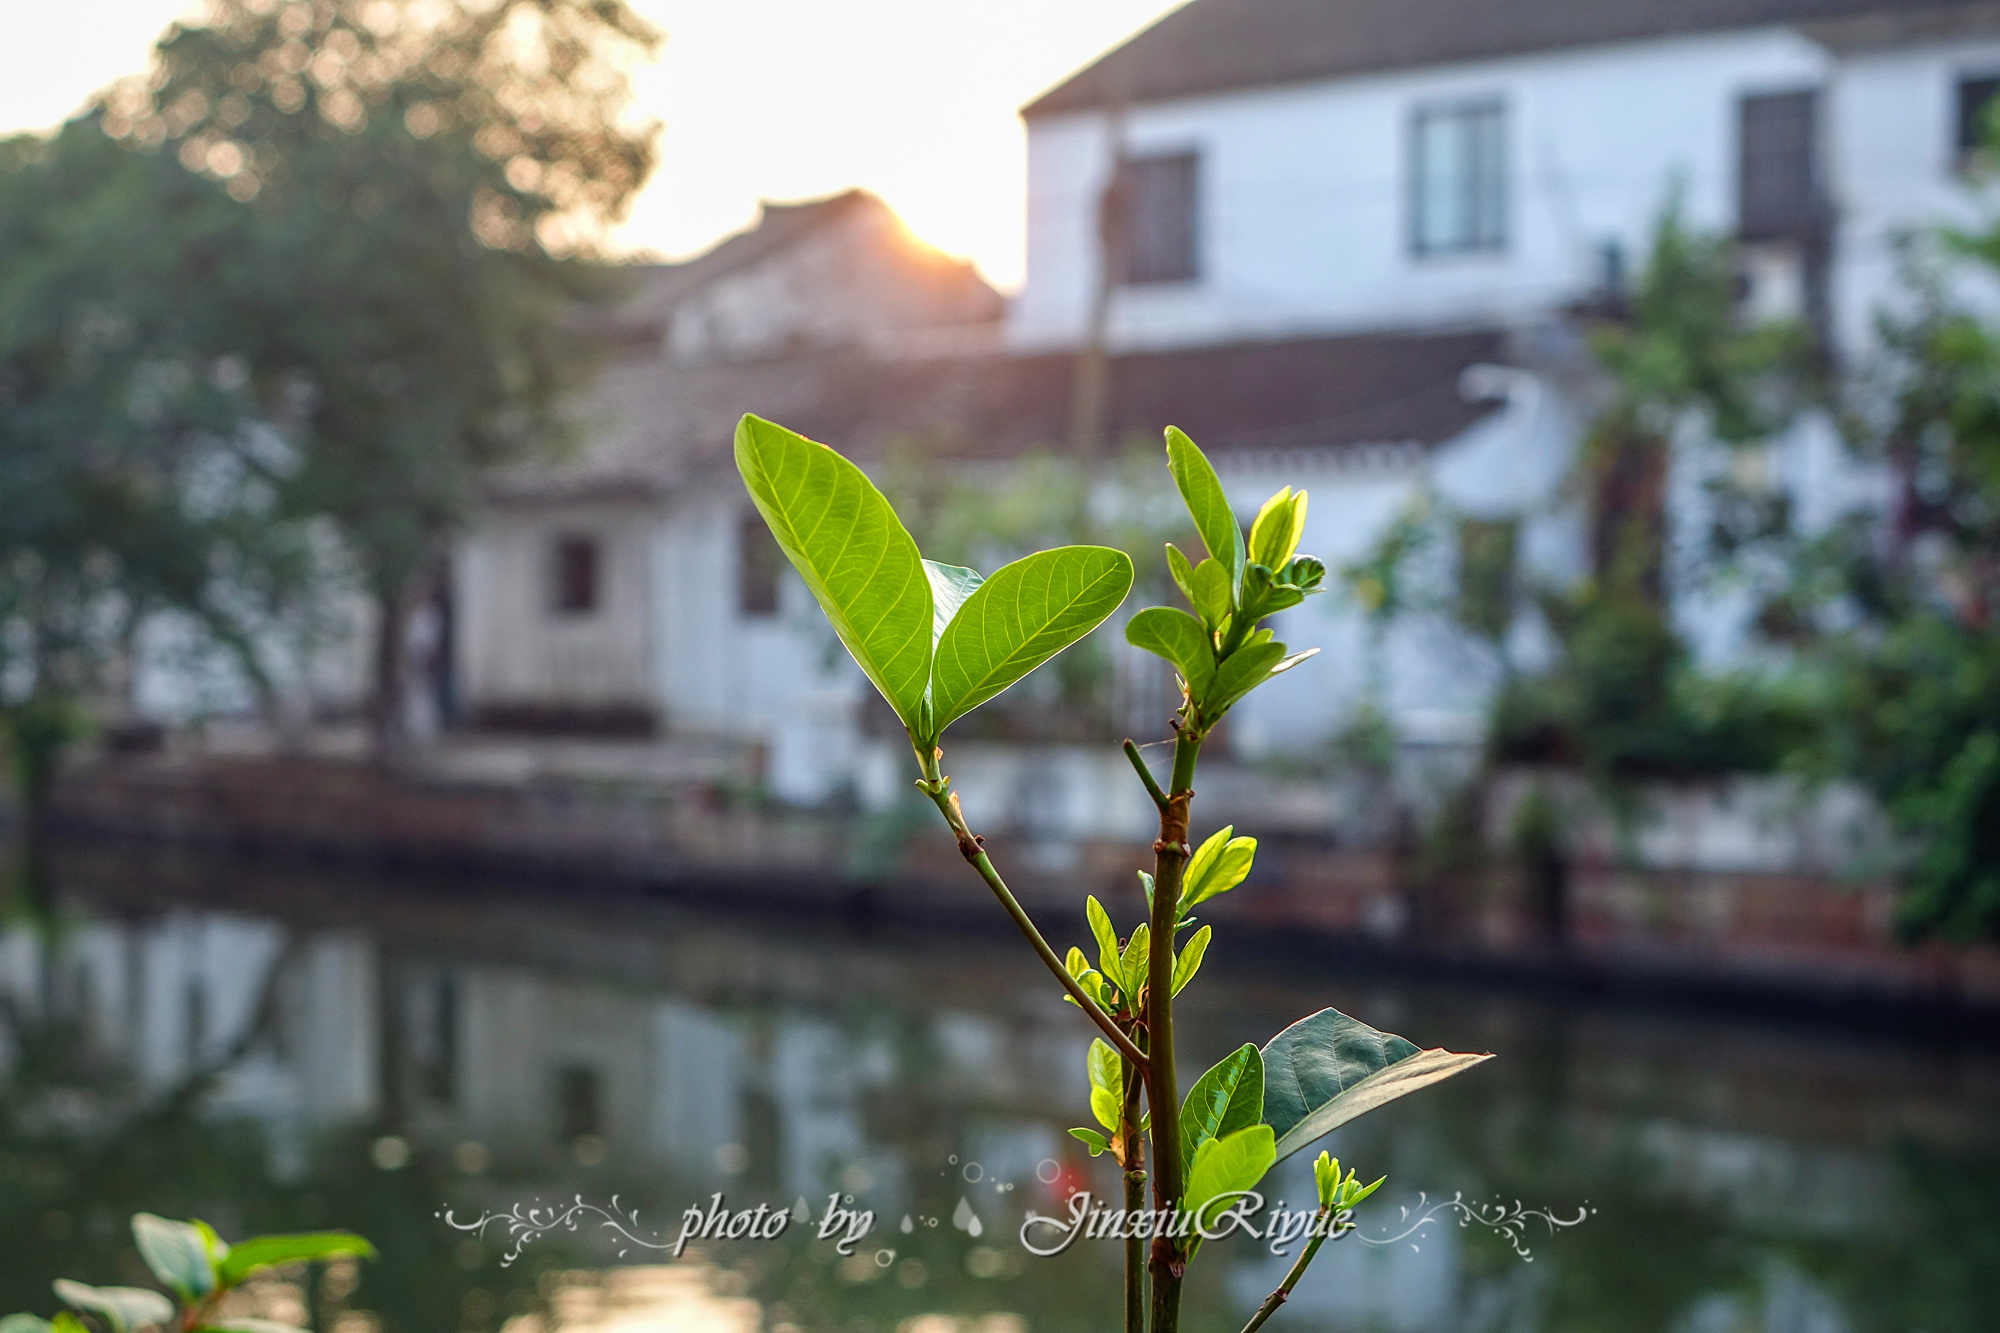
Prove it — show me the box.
[1,846,1994,1333]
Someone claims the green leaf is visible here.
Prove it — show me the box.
[1201,640,1291,717]
[734,415,933,735]
[1068,1127,1111,1157]
[922,560,984,649]
[1182,828,1256,912]
[1085,896,1122,986]
[1171,924,1211,994]
[1189,559,1233,629]
[133,1214,215,1300]
[1248,487,1308,572]
[1165,543,1198,609]
[1087,1038,1125,1133]
[1119,923,1150,997]
[1165,426,1244,586]
[1180,1044,1263,1172]
[1261,1008,1492,1163]
[1126,607,1215,697]
[1,1315,54,1333]
[1183,1125,1276,1233]
[929,546,1133,734]
[49,1318,85,1333]
[51,1283,173,1333]
[215,1234,376,1287]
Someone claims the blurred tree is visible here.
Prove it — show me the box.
[97,0,659,750]
[0,122,316,885]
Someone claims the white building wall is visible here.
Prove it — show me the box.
[1012,29,1832,352]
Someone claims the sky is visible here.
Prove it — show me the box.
[0,0,1186,290]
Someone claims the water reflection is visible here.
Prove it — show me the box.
[2,847,1996,1333]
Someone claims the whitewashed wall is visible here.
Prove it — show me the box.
[1011,27,1898,354]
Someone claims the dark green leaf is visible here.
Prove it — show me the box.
[930,546,1133,734]
[1261,1008,1492,1163]
[133,1214,216,1300]
[735,415,933,735]
[1180,1044,1263,1172]
[1126,606,1215,696]
[215,1234,376,1287]
[1165,426,1244,585]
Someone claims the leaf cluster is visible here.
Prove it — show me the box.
[1125,429,1324,736]
[5,1214,372,1333]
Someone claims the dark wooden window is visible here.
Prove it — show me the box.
[1739,89,1821,240]
[1120,152,1200,285]
[738,509,782,616]
[1957,74,2000,162]
[550,534,599,615]
[1411,99,1506,255]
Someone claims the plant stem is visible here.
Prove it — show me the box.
[1120,1051,1148,1333]
[1145,729,1203,1333]
[916,747,1149,1069]
[1123,738,1169,809]
[1237,1217,1334,1333]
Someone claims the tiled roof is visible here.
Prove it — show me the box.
[491,327,1508,500]
[1024,0,1999,118]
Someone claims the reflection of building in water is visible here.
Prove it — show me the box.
[3,881,1988,1333]
[0,909,1063,1212]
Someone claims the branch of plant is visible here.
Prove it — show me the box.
[1120,1050,1148,1333]
[915,747,1149,1070]
[1236,1214,1336,1333]
[1123,738,1169,809]
[1146,728,1203,1333]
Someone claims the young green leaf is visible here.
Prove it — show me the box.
[1165,426,1245,585]
[1126,607,1215,697]
[1182,829,1256,912]
[929,546,1133,735]
[1201,639,1290,717]
[1068,1127,1112,1157]
[1179,1044,1264,1172]
[1087,1038,1126,1133]
[1183,1125,1277,1233]
[1261,1008,1492,1163]
[1118,923,1151,998]
[1248,487,1308,572]
[51,1283,173,1333]
[1171,924,1212,994]
[216,1233,375,1287]
[1189,559,1233,628]
[132,1214,216,1300]
[1085,895,1122,984]
[923,561,985,648]
[734,414,934,735]
[1165,543,1198,608]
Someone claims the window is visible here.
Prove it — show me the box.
[738,508,781,616]
[1119,152,1200,285]
[1411,99,1506,255]
[1738,89,1821,239]
[1957,74,2000,163]
[550,534,599,615]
